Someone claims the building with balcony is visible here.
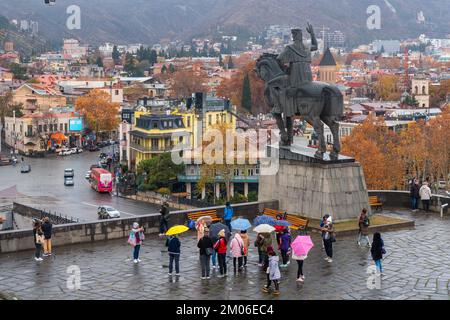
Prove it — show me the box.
[12,84,67,115]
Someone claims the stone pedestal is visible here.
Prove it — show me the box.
[258,145,370,221]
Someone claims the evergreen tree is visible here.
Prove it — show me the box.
[112,45,120,64]
[227,56,234,69]
[219,54,223,67]
[96,56,103,67]
[241,73,252,113]
[202,43,208,57]
[149,49,158,65]
[161,64,167,74]
[169,63,175,73]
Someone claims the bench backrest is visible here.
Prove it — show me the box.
[187,210,219,220]
[369,196,380,203]
[262,208,285,218]
[285,215,308,227]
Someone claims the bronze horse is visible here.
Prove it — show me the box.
[255,53,343,160]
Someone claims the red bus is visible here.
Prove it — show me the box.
[90,168,113,193]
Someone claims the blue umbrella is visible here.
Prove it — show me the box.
[275,220,291,227]
[231,218,252,231]
[253,215,276,226]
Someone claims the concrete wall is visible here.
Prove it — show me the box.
[0,200,278,253]
[368,190,449,213]
[259,159,369,221]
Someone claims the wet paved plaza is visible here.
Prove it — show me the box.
[0,209,449,300]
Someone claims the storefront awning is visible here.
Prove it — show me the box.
[51,132,68,141]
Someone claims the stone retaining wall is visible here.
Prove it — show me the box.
[0,200,278,253]
[368,190,449,213]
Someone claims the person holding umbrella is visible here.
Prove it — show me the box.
[209,222,230,270]
[197,227,214,279]
[240,230,250,267]
[165,225,188,276]
[291,235,314,282]
[214,229,228,277]
[279,228,291,267]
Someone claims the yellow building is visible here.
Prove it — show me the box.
[12,84,67,114]
[128,97,236,169]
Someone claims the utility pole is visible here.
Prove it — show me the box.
[13,110,17,155]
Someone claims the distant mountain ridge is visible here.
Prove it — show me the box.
[0,0,448,47]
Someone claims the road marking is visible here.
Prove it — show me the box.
[81,202,137,217]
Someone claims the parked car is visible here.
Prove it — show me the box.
[59,148,73,156]
[71,147,83,154]
[64,168,74,177]
[97,206,121,219]
[85,170,91,179]
[20,164,31,173]
[64,177,74,186]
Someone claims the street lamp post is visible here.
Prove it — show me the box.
[13,110,17,155]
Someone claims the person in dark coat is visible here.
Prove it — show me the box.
[41,217,53,256]
[159,202,170,236]
[166,234,181,276]
[410,179,420,211]
[371,232,385,274]
[197,228,214,279]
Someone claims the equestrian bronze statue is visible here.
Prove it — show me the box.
[255,23,344,160]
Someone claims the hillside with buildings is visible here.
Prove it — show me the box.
[0,0,448,46]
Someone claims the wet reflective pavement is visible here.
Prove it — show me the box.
[0,146,160,221]
[0,210,449,300]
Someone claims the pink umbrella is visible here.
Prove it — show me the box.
[291,235,314,256]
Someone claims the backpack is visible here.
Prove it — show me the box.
[363,216,370,227]
[188,220,195,229]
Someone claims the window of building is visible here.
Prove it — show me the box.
[208,115,212,125]
[38,125,42,132]
[153,122,158,129]
[216,114,219,123]
[187,116,190,127]
[44,124,47,132]
[64,123,68,132]
[422,86,426,95]
[115,90,119,95]
[60,123,63,131]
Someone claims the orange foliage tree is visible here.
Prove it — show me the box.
[342,109,450,190]
[167,68,207,98]
[373,74,402,101]
[216,60,269,114]
[75,89,120,134]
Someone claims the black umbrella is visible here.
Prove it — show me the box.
[208,222,231,241]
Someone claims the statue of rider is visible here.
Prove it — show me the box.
[276,23,318,93]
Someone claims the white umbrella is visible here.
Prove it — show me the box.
[253,223,275,233]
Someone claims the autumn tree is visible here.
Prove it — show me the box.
[216,60,269,114]
[168,68,207,98]
[373,74,401,101]
[75,89,120,138]
[427,107,450,188]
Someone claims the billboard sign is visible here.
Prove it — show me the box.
[69,118,83,131]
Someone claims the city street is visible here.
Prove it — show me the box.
[0,145,161,222]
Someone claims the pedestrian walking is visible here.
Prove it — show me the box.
[262,247,281,296]
[41,217,53,256]
[159,202,170,236]
[410,178,420,211]
[278,228,291,267]
[128,222,145,263]
[223,202,233,231]
[419,182,432,212]
[254,233,264,266]
[33,220,44,262]
[357,208,371,247]
[371,232,385,275]
[230,232,245,273]
[166,234,181,276]
[320,215,327,250]
[197,227,214,279]
[214,229,228,277]
[240,230,250,267]
[292,251,307,282]
[321,215,334,263]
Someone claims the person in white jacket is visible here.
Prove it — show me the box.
[419,182,432,212]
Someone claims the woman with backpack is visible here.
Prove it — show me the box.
[230,231,245,273]
[371,232,385,274]
[214,229,228,277]
[197,227,214,280]
[128,222,145,264]
[33,220,44,262]
[357,208,371,247]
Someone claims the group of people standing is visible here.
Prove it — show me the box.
[410,178,433,212]
[32,217,53,261]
